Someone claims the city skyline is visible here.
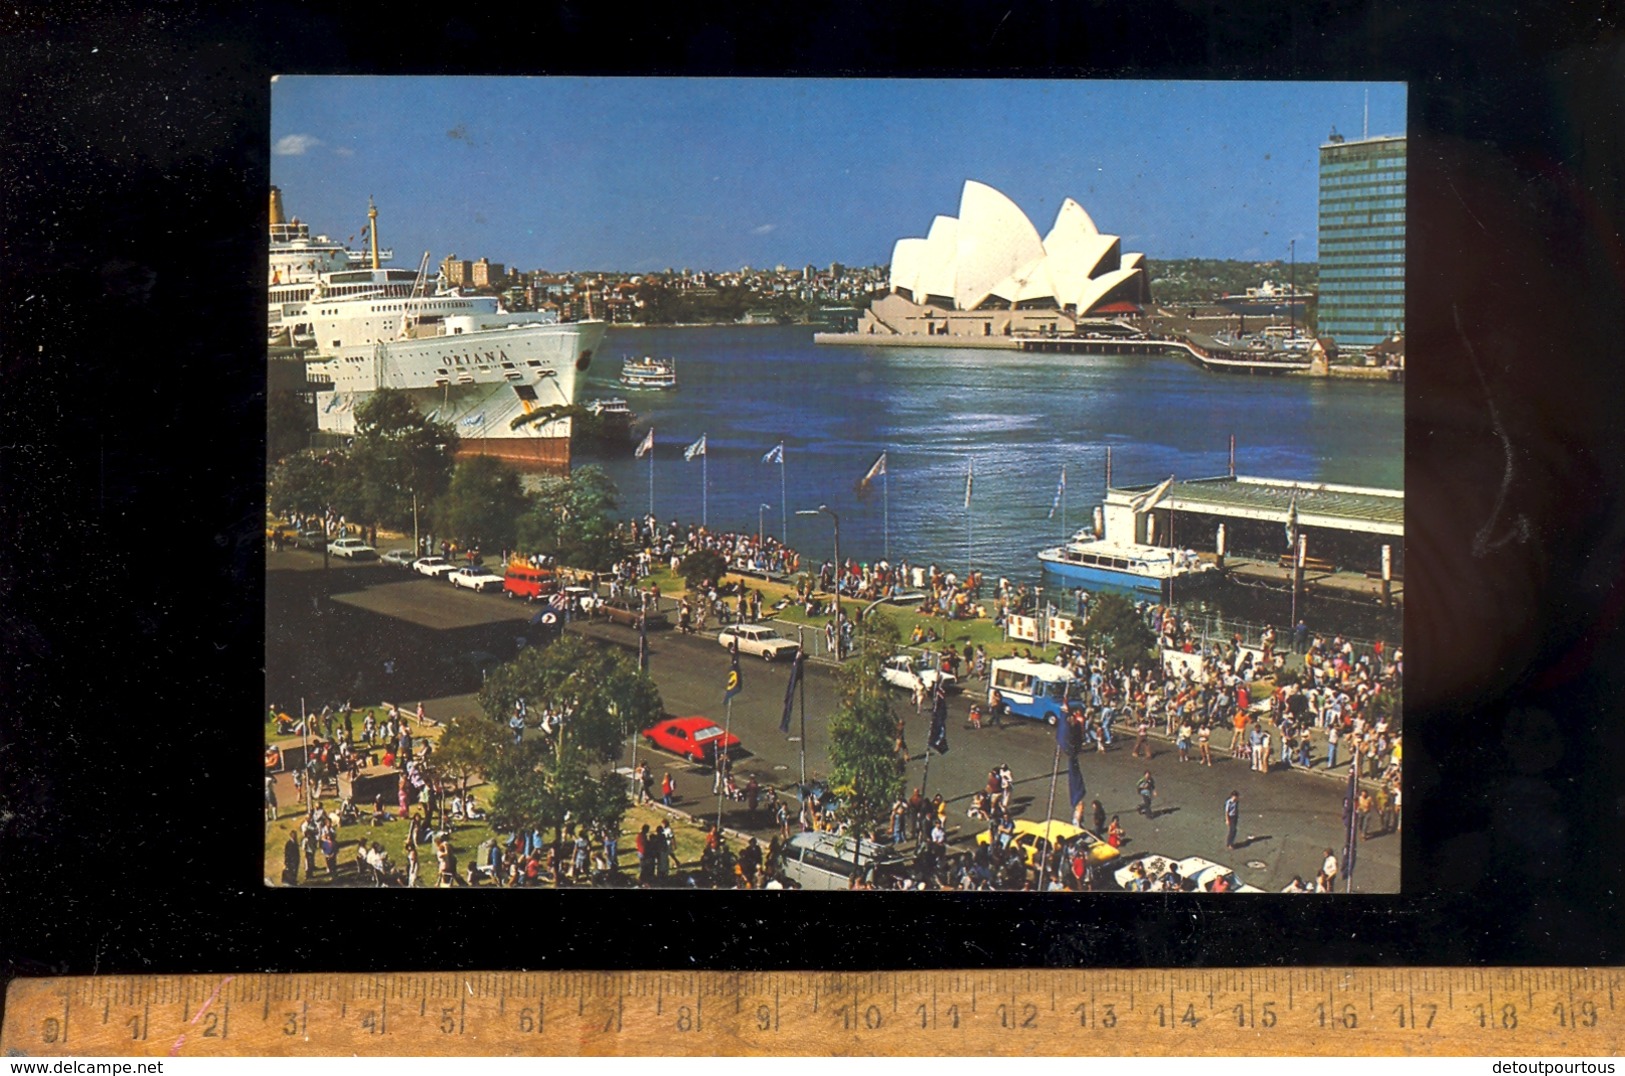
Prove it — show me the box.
[271,77,1405,274]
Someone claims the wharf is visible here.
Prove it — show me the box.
[1222,556,1402,608]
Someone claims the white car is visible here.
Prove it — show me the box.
[381,549,418,568]
[717,624,800,661]
[412,556,458,579]
[880,654,957,694]
[449,565,504,592]
[329,537,378,561]
[1113,854,1264,893]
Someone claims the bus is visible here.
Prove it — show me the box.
[987,658,1082,726]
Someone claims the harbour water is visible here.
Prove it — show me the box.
[572,324,1404,636]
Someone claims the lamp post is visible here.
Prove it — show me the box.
[796,505,842,660]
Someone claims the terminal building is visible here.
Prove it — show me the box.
[1317,131,1407,351]
[1107,474,1403,581]
[853,180,1151,340]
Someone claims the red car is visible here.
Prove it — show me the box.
[641,716,742,763]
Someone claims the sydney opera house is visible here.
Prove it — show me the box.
[852,180,1152,340]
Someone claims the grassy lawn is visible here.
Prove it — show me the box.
[638,565,1066,663]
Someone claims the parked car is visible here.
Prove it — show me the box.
[880,653,957,694]
[412,556,458,579]
[380,549,418,569]
[449,565,505,592]
[503,562,556,601]
[595,596,671,629]
[717,624,799,661]
[329,537,379,561]
[1112,854,1263,893]
[641,715,741,763]
[975,818,1121,869]
[293,528,327,550]
[780,831,912,891]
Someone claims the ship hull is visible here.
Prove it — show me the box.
[310,320,607,472]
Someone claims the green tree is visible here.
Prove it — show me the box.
[516,465,624,570]
[268,449,350,518]
[827,612,905,858]
[677,548,728,590]
[1077,592,1157,667]
[430,711,510,798]
[478,636,663,848]
[435,455,527,552]
[346,388,460,532]
[267,390,316,462]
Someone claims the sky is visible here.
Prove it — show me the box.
[270,78,1405,273]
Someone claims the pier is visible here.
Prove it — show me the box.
[814,328,1316,375]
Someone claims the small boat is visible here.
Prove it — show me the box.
[1037,489,1220,600]
[573,396,637,446]
[619,355,678,390]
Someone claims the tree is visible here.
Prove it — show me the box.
[826,611,905,861]
[478,635,662,848]
[268,449,350,518]
[430,711,509,798]
[267,389,316,462]
[678,548,728,590]
[346,388,460,532]
[435,455,527,552]
[1077,592,1157,667]
[516,465,623,570]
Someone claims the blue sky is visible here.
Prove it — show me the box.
[270,78,1405,272]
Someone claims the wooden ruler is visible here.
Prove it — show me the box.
[3,970,1620,1057]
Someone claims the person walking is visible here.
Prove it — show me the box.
[1198,721,1214,766]
[1136,770,1156,819]
[1132,712,1152,759]
[1326,723,1340,770]
[661,772,675,807]
[1092,799,1107,836]
[1223,790,1241,851]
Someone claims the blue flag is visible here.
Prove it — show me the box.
[724,647,743,702]
[928,691,950,755]
[779,651,803,733]
[1068,756,1087,810]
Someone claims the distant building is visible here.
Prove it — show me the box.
[854,180,1150,339]
[471,257,504,288]
[1317,132,1406,350]
[440,254,472,287]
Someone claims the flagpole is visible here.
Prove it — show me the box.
[1039,740,1061,887]
[966,459,973,578]
[1061,465,1067,540]
[702,440,708,529]
[797,628,807,790]
[779,445,787,548]
[718,694,731,836]
[648,428,655,518]
[883,462,890,564]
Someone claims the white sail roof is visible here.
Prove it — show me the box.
[885,181,1147,315]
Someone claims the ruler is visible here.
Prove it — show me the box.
[3,970,1620,1057]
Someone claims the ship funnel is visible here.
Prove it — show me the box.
[269,186,286,229]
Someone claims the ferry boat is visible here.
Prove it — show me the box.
[270,190,606,471]
[573,397,637,446]
[1037,486,1220,600]
[619,355,678,390]
[1215,280,1313,318]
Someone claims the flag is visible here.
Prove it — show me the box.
[1129,474,1175,513]
[855,451,887,498]
[1048,466,1067,519]
[762,442,784,465]
[964,460,974,509]
[684,434,707,461]
[724,648,743,702]
[778,651,803,733]
[1285,491,1299,548]
[928,690,950,754]
[1067,756,1087,810]
[635,427,654,459]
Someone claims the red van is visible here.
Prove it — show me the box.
[503,563,557,602]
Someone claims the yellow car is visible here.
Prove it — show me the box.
[976,818,1121,868]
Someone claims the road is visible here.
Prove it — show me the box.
[266,547,1400,892]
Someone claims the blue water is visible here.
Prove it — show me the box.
[577,325,1403,594]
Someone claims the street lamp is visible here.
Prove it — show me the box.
[796,505,842,660]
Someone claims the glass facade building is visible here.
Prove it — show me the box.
[1317,134,1406,350]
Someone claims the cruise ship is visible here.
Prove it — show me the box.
[270,189,606,471]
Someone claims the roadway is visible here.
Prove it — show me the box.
[266,547,1400,892]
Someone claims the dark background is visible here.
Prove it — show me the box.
[2,1,1623,980]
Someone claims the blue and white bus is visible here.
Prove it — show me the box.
[988,658,1083,726]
